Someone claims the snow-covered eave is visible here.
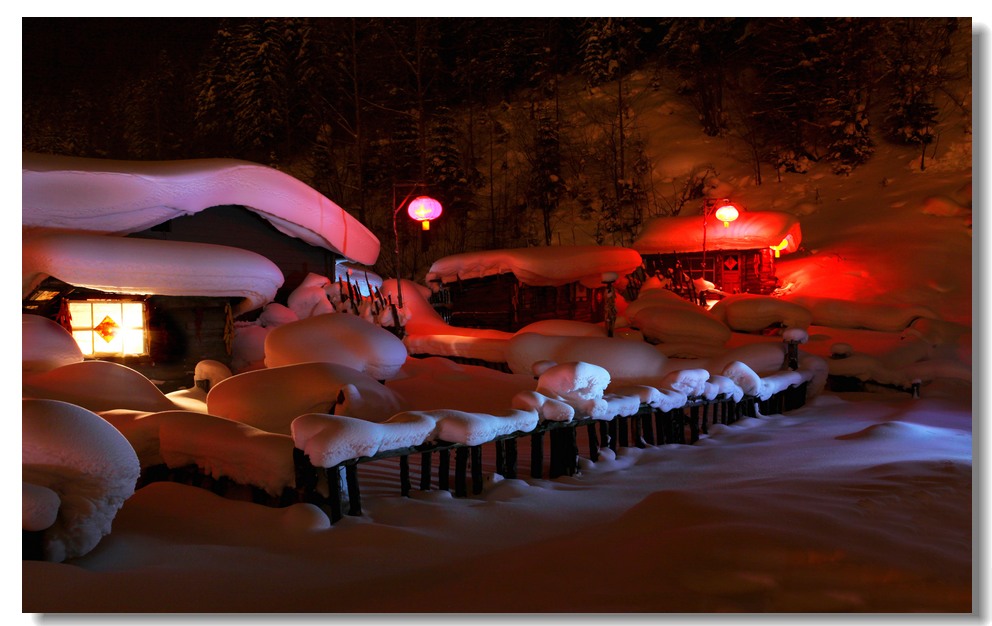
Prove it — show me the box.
[22,153,381,265]
[23,232,285,315]
[426,245,644,288]
[632,211,803,256]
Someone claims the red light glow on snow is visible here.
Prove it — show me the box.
[407,196,442,230]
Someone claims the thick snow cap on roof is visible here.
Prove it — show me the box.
[22,152,380,265]
[426,245,643,288]
[632,211,802,255]
[23,232,284,314]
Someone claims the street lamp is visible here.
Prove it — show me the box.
[701,198,741,279]
[393,184,442,311]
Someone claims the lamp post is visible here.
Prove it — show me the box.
[392,183,442,311]
[701,198,741,279]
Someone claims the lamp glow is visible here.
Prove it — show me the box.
[407,196,443,230]
[770,237,790,258]
[713,203,740,227]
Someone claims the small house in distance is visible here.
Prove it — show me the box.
[632,210,802,296]
[426,246,642,332]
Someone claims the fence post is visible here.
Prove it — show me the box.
[531,432,544,479]
[345,464,362,516]
[420,452,432,491]
[438,449,450,491]
[399,454,410,497]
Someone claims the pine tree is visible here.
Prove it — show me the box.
[528,114,565,245]
[883,18,957,170]
[660,18,745,137]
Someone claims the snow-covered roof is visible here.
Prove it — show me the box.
[426,245,643,288]
[632,211,802,255]
[22,152,380,265]
[23,232,284,314]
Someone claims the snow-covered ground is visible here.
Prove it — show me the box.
[15,25,982,624]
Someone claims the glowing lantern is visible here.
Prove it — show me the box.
[407,196,443,230]
[770,237,790,258]
[713,202,740,227]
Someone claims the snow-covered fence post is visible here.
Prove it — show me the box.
[471,446,484,495]
[783,328,809,371]
[587,424,600,462]
[642,409,655,445]
[531,433,544,479]
[327,466,343,523]
[345,464,362,516]
[912,379,921,399]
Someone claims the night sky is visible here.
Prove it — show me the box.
[22,18,218,96]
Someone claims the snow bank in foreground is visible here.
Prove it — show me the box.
[207,362,402,435]
[22,314,83,373]
[264,312,408,380]
[23,399,141,562]
[23,360,178,413]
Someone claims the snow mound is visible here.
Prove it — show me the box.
[22,314,83,373]
[287,275,337,319]
[659,368,711,398]
[536,362,612,419]
[207,362,402,435]
[510,391,576,422]
[623,287,699,319]
[23,482,61,532]
[631,304,732,345]
[22,399,141,562]
[292,412,438,468]
[258,303,299,328]
[432,409,539,446]
[507,333,668,387]
[264,312,408,380]
[386,357,535,414]
[230,323,270,373]
[920,195,969,217]
[786,296,939,332]
[23,360,178,413]
[157,411,296,496]
[513,319,607,338]
[709,294,812,332]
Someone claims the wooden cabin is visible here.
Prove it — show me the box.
[426,246,642,332]
[631,211,802,296]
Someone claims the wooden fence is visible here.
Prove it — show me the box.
[139,381,810,524]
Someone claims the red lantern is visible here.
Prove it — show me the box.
[713,202,740,227]
[407,196,443,230]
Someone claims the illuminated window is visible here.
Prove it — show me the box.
[67,300,148,357]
